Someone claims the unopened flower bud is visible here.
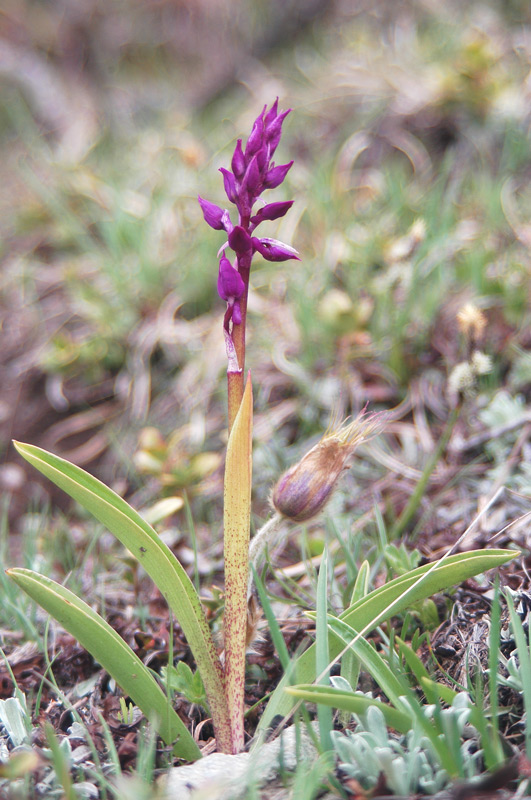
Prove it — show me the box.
[263,161,293,190]
[263,98,279,129]
[256,146,268,174]
[271,411,385,522]
[250,201,294,227]
[219,168,238,204]
[241,154,262,197]
[231,139,246,179]
[217,256,245,301]
[245,110,265,159]
[198,196,225,230]
[252,237,300,262]
[265,109,290,157]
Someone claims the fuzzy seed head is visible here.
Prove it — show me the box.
[470,349,492,376]
[457,303,486,342]
[271,411,385,523]
[448,349,493,400]
[448,361,475,396]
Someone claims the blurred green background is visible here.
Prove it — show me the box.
[1,0,530,531]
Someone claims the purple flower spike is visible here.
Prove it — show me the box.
[198,196,226,230]
[219,168,238,204]
[218,255,245,301]
[200,99,297,352]
[263,161,293,190]
[250,201,294,227]
[252,237,300,262]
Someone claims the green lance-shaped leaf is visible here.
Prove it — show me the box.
[285,685,411,734]
[223,373,253,754]
[315,553,333,751]
[258,548,517,736]
[12,441,233,754]
[6,568,201,762]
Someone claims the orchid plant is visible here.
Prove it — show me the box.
[198,100,299,751]
[6,100,516,763]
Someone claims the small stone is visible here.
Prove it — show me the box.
[161,723,318,799]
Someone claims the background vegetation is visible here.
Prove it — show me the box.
[0,0,530,797]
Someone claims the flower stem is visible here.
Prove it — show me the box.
[227,371,244,433]
[223,375,253,752]
[227,255,251,431]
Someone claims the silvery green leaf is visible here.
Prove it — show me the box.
[0,697,29,747]
[330,675,352,692]
[365,705,389,746]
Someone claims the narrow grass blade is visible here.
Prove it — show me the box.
[12,441,232,753]
[487,579,504,767]
[223,374,253,753]
[6,568,201,762]
[469,670,495,772]
[327,519,358,582]
[349,560,370,606]
[315,552,332,752]
[44,722,77,800]
[324,616,409,709]
[506,592,531,759]
[252,567,290,671]
[341,560,370,692]
[258,548,516,734]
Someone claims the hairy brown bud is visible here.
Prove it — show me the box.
[271,411,385,523]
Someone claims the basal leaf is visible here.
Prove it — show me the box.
[12,441,232,753]
[285,685,411,734]
[7,568,201,762]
